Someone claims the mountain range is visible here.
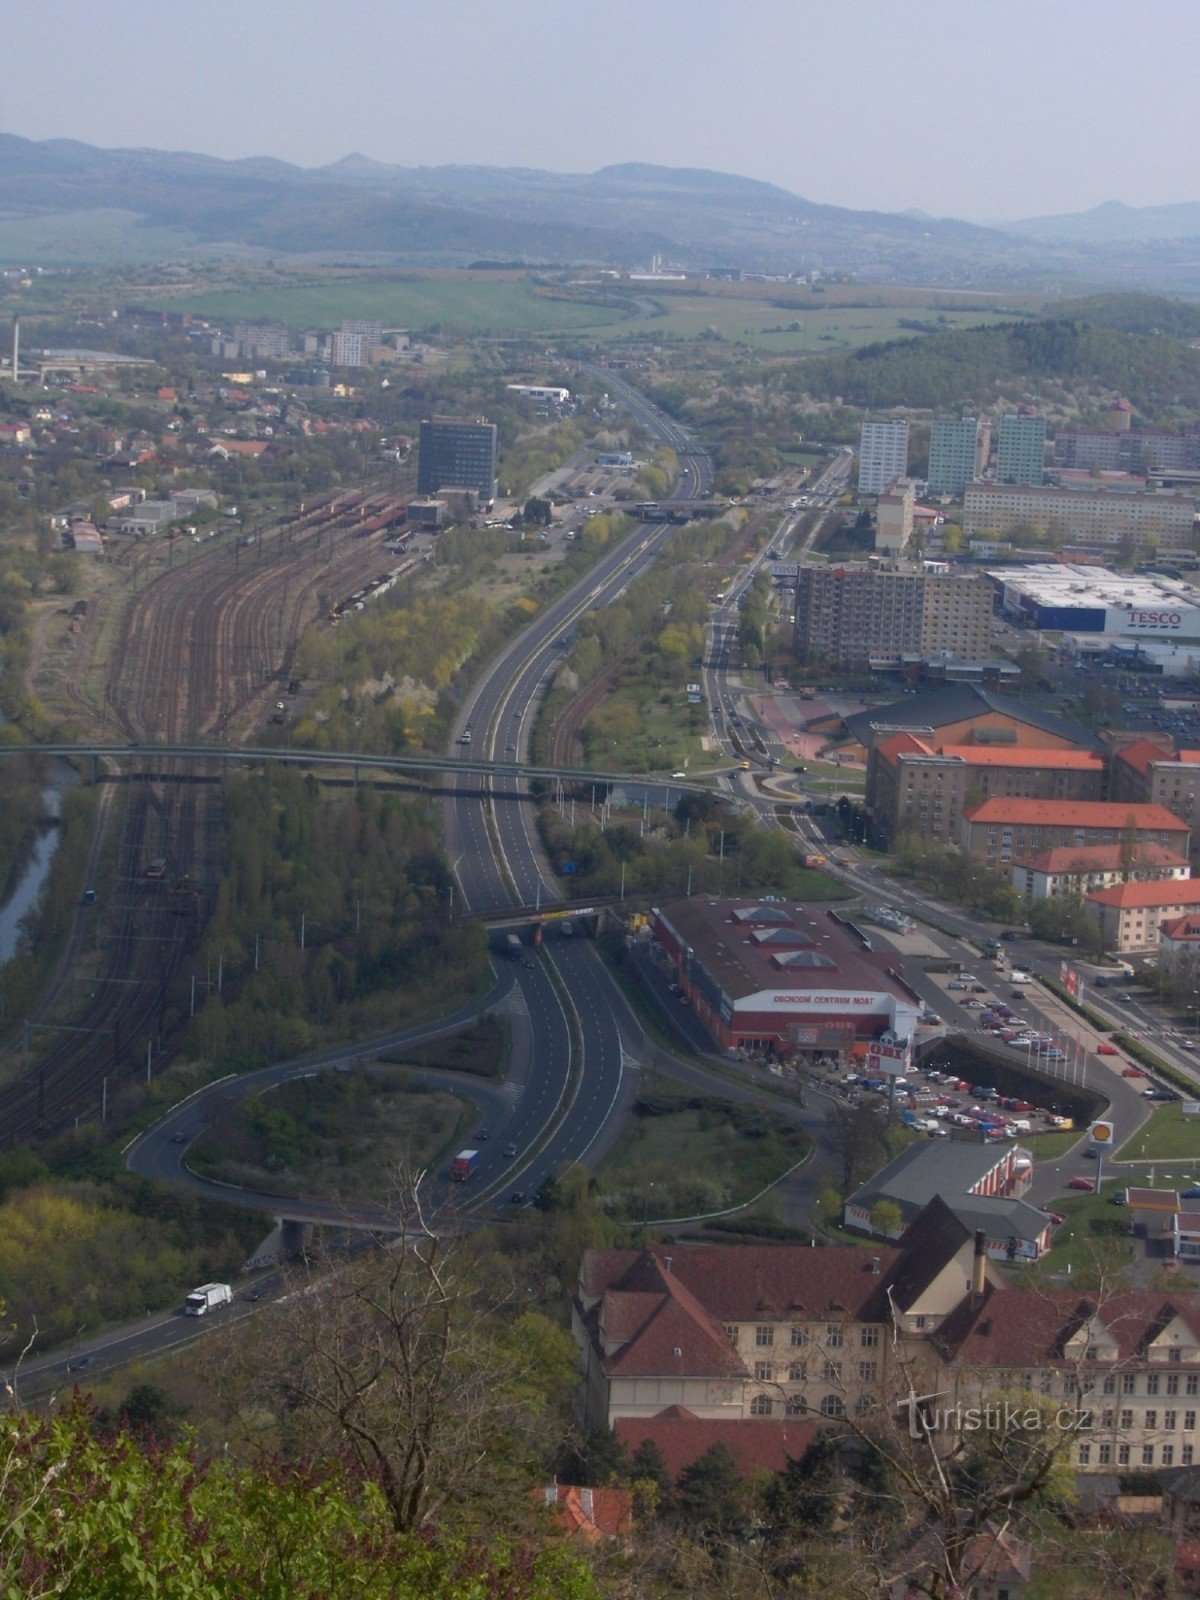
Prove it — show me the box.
[2,133,1200,291]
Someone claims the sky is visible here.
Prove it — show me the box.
[3,0,1197,222]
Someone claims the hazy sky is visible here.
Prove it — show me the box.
[3,0,1196,221]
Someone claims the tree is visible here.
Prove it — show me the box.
[219,1176,570,1536]
[826,1102,890,1195]
[675,1440,742,1541]
[870,1199,904,1237]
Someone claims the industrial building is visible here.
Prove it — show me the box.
[989,565,1200,642]
[965,483,1195,549]
[649,897,919,1060]
[417,415,497,502]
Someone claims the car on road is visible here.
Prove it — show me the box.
[1121,1066,1147,1078]
[458,731,472,744]
[1145,1087,1179,1101]
[1096,1042,1120,1056]
[503,1143,517,1158]
[1118,993,1136,1004]
[1067,1177,1096,1191]
[171,1131,187,1144]
[475,1127,489,1141]
[1182,1186,1200,1201]
[510,1191,527,1205]
[66,1355,95,1373]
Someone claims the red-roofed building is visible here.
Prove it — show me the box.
[1011,840,1191,903]
[869,734,1106,847]
[961,798,1189,877]
[614,1406,819,1480]
[1113,738,1200,832]
[650,897,920,1059]
[1084,878,1200,953]
[536,1484,631,1542]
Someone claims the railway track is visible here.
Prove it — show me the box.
[1,481,414,1143]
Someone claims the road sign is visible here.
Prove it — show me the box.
[1090,1119,1115,1146]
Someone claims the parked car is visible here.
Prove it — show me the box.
[1096,1042,1120,1056]
[1043,1210,1065,1225]
[1067,1177,1096,1191]
[1121,1066,1147,1078]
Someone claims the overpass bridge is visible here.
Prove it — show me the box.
[0,741,726,797]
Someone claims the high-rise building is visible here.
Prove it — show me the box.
[417,416,498,502]
[330,330,366,368]
[792,565,992,669]
[996,412,1047,485]
[857,419,909,496]
[927,415,990,495]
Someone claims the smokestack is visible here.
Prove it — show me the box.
[10,319,17,385]
[971,1229,987,1301]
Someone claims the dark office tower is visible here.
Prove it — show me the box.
[417,416,497,502]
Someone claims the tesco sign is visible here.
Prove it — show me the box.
[1125,608,1183,630]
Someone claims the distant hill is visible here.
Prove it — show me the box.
[1004,199,1200,244]
[3,134,1200,292]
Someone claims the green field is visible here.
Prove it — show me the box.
[142,277,630,336]
[609,292,1025,352]
[1118,1105,1200,1162]
[0,209,197,265]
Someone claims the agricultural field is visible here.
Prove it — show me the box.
[141,274,630,336]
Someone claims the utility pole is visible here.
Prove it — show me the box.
[146,1040,153,1085]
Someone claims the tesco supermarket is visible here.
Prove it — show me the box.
[650,897,920,1059]
[990,564,1200,643]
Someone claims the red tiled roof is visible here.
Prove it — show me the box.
[931,745,1104,770]
[963,798,1188,831]
[614,1406,820,1480]
[875,732,934,766]
[936,1286,1200,1367]
[1115,737,1175,777]
[1160,914,1200,943]
[537,1484,631,1541]
[1086,879,1200,910]
[1014,842,1190,874]
[582,1244,900,1326]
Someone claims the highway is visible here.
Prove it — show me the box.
[440,370,715,1203]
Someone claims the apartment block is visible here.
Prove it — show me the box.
[996,412,1046,485]
[1112,738,1200,830]
[1084,879,1200,953]
[869,735,1105,848]
[960,798,1190,877]
[1011,841,1191,903]
[792,566,992,670]
[875,478,915,552]
[927,415,990,495]
[858,419,909,496]
[963,482,1196,551]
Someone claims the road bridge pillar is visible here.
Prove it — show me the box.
[90,755,98,787]
[279,1218,313,1260]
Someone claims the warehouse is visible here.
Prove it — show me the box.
[650,897,919,1059]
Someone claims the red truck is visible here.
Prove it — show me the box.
[450,1149,480,1182]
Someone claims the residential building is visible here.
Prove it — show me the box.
[230,323,291,360]
[960,798,1190,877]
[996,412,1046,485]
[649,897,919,1060]
[843,1141,1052,1261]
[1011,841,1191,903]
[869,736,1106,849]
[417,415,497,503]
[858,419,909,496]
[572,1201,1200,1477]
[965,484,1196,551]
[1158,912,1200,979]
[330,329,366,368]
[1055,423,1200,475]
[875,479,915,553]
[1084,878,1200,953]
[792,566,993,670]
[1113,739,1200,830]
[927,415,990,496]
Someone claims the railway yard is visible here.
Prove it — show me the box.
[0,486,417,1144]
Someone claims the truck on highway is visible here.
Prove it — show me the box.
[802,853,827,868]
[184,1282,232,1316]
[504,933,523,960]
[451,1149,480,1182]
